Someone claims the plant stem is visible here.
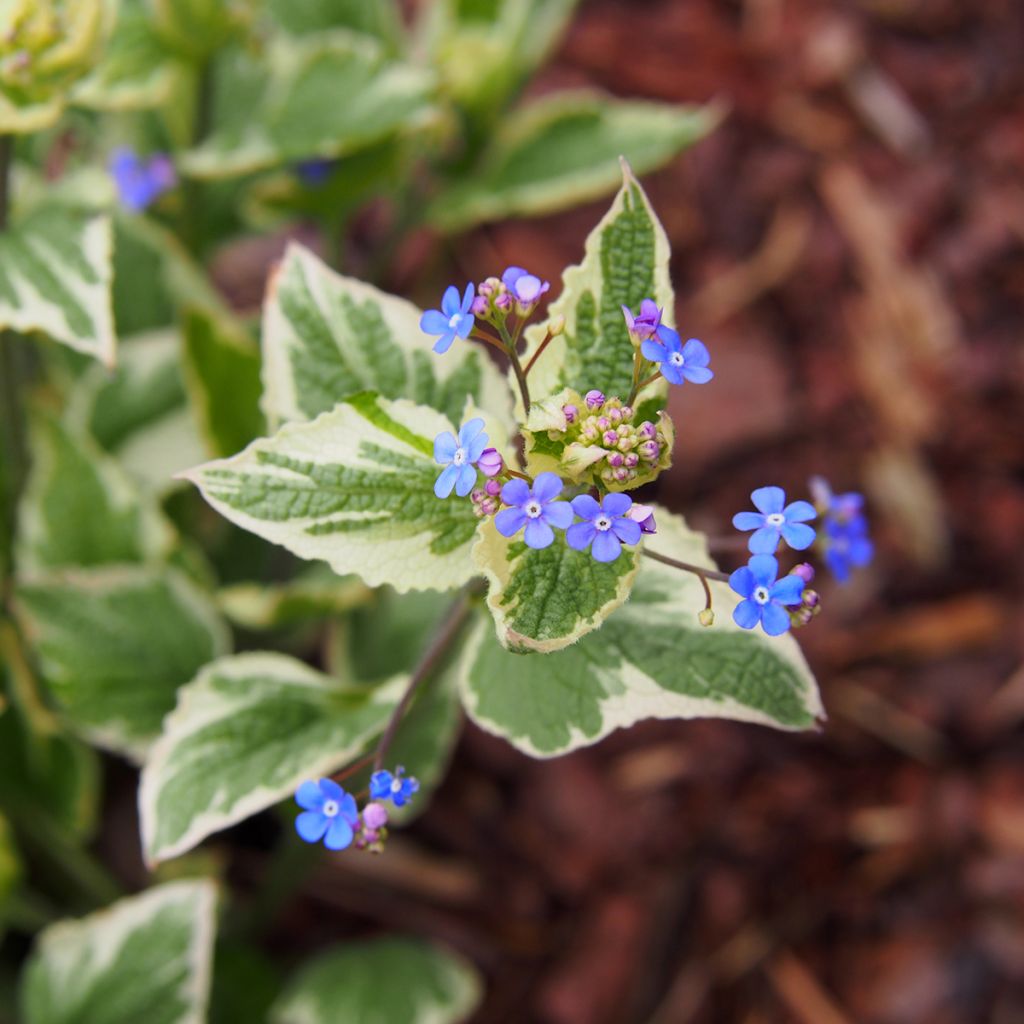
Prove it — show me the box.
[643,548,731,583]
[523,327,555,377]
[372,586,477,773]
[495,320,531,413]
[627,348,644,406]
[470,328,507,355]
[629,370,662,405]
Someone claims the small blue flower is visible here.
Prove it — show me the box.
[370,767,420,808]
[824,515,873,584]
[109,147,176,212]
[729,555,805,636]
[420,284,475,354]
[566,493,642,563]
[434,419,489,499]
[294,778,360,850]
[641,326,713,386]
[622,298,662,340]
[732,486,817,554]
[502,266,549,306]
[295,157,336,185]
[494,472,573,550]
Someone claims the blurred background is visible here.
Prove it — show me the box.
[5,0,1024,1021]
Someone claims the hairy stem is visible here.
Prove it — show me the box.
[629,370,662,405]
[626,347,644,406]
[495,320,531,413]
[523,327,555,377]
[372,587,477,773]
[643,548,731,583]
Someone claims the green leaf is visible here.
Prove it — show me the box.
[139,653,403,863]
[20,879,218,1024]
[267,0,403,48]
[472,518,641,654]
[0,811,22,940]
[0,207,114,365]
[184,393,488,593]
[270,937,481,1024]
[461,509,823,756]
[261,243,511,431]
[150,0,242,61]
[431,93,716,231]
[73,0,185,111]
[517,160,675,413]
[16,412,174,574]
[181,307,265,457]
[15,566,231,761]
[182,33,435,179]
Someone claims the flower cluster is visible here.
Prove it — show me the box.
[293,766,419,854]
[109,148,177,212]
[811,476,874,584]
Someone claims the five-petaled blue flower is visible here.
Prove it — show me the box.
[729,555,805,636]
[370,767,420,808]
[567,493,643,563]
[294,778,360,850]
[502,266,549,305]
[420,284,475,354]
[622,299,663,340]
[733,486,817,554]
[109,147,176,212]
[494,472,573,549]
[434,419,489,499]
[641,326,713,386]
[824,513,873,584]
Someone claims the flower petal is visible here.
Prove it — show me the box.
[324,815,355,851]
[780,521,816,551]
[682,366,714,384]
[655,324,682,351]
[681,338,710,366]
[760,603,791,636]
[732,599,762,630]
[640,339,668,363]
[770,574,804,606]
[523,519,555,549]
[748,525,781,554]
[500,478,530,507]
[433,431,457,463]
[454,463,476,497]
[494,507,528,537]
[455,313,474,339]
[295,780,323,810]
[466,432,489,463]
[748,554,779,587]
[434,463,460,499]
[849,537,874,566]
[339,792,359,824]
[369,771,391,799]
[603,492,632,517]
[295,811,329,843]
[661,363,686,386]
[458,418,485,447]
[441,285,461,317]
[460,282,475,313]
[751,486,785,515]
[640,298,661,320]
[591,530,622,563]
[728,566,755,599]
[611,517,642,546]
[542,501,574,530]
[432,331,456,354]
[784,500,817,523]
[420,309,448,335]
[566,521,596,551]
[318,778,344,801]
[570,494,601,520]
[502,266,526,288]
[732,511,765,532]
[532,472,563,504]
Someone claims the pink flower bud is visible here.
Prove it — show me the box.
[562,404,578,424]
[585,389,605,409]
[628,504,657,533]
[638,440,660,461]
[607,452,624,468]
[621,406,634,419]
[495,293,513,311]
[471,295,489,316]
[608,407,622,424]
[477,447,503,477]
[484,479,501,496]
[362,802,388,830]
[614,467,632,483]
[624,453,639,468]
[603,430,619,446]
[792,563,815,584]
[639,421,657,440]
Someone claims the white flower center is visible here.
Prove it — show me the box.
[524,500,543,519]
[448,313,462,330]
[594,515,613,532]
[391,779,402,794]
[452,447,467,466]
[669,352,685,366]
[753,586,771,605]
[766,512,785,527]
[322,799,339,818]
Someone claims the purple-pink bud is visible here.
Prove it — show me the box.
[484,479,501,497]
[478,447,503,477]
[638,440,660,461]
[639,421,657,440]
[603,430,618,446]
[792,563,815,584]
[614,467,631,483]
[495,292,513,312]
[470,488,485,504]
[362,802,388,830]
[607,452,624,468]
[629,504,657,533]
[585,390,605,409]
[562,404,578,424]
[471,295,488,316]
[621,406,634,419]
[624,453,639,468]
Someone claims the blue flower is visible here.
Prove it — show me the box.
[295,157,336,185]
[732,486,817,554]
[621,298,662,340]
[294,778,360,850]
[566,493,643,563]
[370,767,420,808]
[434,419,489,499]
[420,284,475,354]
[824,515,873,583]
[641,326,713,386]
[494,472,573,549]
[729,555,805,636]
[502,266,549,306]
[109,148,176,212]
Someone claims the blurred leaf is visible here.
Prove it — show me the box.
[181,307,264,457]
[516,159,674,418]
[209,941,282,1024]
[183,394,489,593]
[430,94,717,231]
[15,565,231,762]
[462,510,823,756]
[182,33,435,179]
[270,937,482,1024]
[0,811,22,941]
[139,652,402,863]
[16,411,174,574]
[0,208,115,366]
[20,879,218,1024]
[266,0,402,49]
[150,0,249,62]
[261,243,511,431]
